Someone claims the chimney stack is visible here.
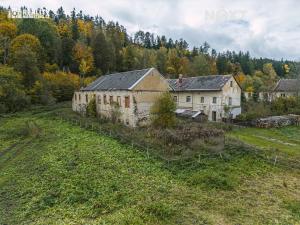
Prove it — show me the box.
[178,74,183,86]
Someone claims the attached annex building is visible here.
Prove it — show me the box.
[72,68,169,127]
[168,75,242,121]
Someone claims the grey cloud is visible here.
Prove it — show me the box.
[3,0,300,60]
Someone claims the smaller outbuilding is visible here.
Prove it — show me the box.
[273,79,300,98]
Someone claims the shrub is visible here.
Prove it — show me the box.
[150,92,176,128]
[21,120,43,138]
[110,102,122,123]
[86,97,97,117]
[0,65,30,112]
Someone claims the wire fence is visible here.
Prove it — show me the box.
[53,112,300,170]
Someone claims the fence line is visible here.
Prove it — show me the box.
[53,112,300,170]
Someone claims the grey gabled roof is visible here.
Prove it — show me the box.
[168,75,232,92]
[273,79,300,92]
[82,68,152,91]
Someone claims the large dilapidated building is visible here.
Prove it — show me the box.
[73,68,242,126]
[72,68,170,127]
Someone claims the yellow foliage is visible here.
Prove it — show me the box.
[0,11,8,22]
[0,22,17,39]
[284,64,290,74]
[42,71,80,89]
[235,72,246,85]
[73,42,94,73]
[11,34,42,54]
[246,86,254,93]
[58,21,72,38]
[84,76,96,86]
[77,19,93,39]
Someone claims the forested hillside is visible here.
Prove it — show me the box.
[0,6,299,113]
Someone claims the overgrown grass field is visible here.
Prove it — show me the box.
[229,126,300,157]
[0,109,299,224]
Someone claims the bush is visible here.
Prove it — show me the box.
[86,97,97,117]
[150,92,176,128]
[20,120,43,138]
[110,102,122,123]
[0,65,30,113]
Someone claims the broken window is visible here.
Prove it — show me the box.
[117,96,121,106]
[125,96,130,108]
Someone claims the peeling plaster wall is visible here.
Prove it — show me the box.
[72,69,169,127]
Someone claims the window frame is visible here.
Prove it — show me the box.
[212,97,217,104]
[109,96,114,105]
[200,96,204,103]
[117,96,121,106]
[125,96,130,108]
[229,97,232,106]
[186,96,191,103]
[173,96,178,102]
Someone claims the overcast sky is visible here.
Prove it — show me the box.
[2,0,300,60]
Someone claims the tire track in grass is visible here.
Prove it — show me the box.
[0,139,33,170]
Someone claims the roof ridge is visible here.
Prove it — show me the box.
[102,68,151,77]
[168,74,232,80]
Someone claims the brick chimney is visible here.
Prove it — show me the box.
[178,74,183,87]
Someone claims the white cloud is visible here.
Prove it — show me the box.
[2,0,300,60]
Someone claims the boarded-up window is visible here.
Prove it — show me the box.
[98,95,101,104]
[86,94,88,103]
[104,95,107,104]
[79,94,81,101]
[125,96,130,108]
[173,96,177,102]
[230,81,233,87]
[117,96,121,106]
[109,96,113,104]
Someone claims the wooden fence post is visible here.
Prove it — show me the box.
[274,156,278,166]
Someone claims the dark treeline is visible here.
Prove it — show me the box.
[0,6,299,112]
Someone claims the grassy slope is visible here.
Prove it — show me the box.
[229,126,300,157]
[0,111,299,225]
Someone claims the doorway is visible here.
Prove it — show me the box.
[212,111,217,121]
